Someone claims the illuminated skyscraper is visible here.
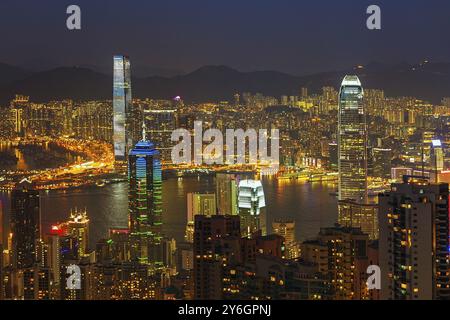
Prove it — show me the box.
[193,215,241,300]
[67,209,90,257]
[113,55,133,163]
[238,180,266,237]
[379,176,450,300]
[185,193,216,243]
[144,109,177,164]
[431,139,444,183]
[272,220,299,259]
[216,173,238,215]
[338,200,379,240]
[338,75,368,203]
[10,179,40,269]
[128,125,163,268]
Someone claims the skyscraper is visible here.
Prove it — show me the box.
[372,148,392,179]
[272,220,299,259]
[338,75,368,203]
[238,180,267,237]
[113,55,133,163]
[128,126,163,268]
[216,173,238,215]
[10,179,40,269]
[185,193,217,243]
[431,139,444,183]
[338,200,379,240]
[67,209,90,258]
[379,176,450,300]
[193,214,241,300]
[301,226,370,300]
[144,109,177,164]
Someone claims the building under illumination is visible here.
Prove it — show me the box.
[185,193,216,243]
[338,200,379,240]
[10,179,40,269]
[144,109,177,164]
[216,173,239,216]
[67,209,90,257]
[238,180,266,237]
[128,127,163,268]
[379,176,450,300]
[338,75,368,203]
[113,55,133,163]
[431,139,444,183]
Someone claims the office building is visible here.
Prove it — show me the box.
[128,126,163,268]
[113,55,133,163]
[67,209,90,257]
[216,173,238,215]
[185,193,216,243]
[144,109,177,164]
[431,139,444,183]
[338,200,379,240]
[338,76,368,203]
[372,148,392,179]
[238,180,267,237]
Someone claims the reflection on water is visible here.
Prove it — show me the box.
[0,176,338,248]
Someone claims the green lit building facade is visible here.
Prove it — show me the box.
[128,138,163,269]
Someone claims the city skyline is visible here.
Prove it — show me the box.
[0,1,449,304]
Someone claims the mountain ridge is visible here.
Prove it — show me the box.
[0,62,449,105]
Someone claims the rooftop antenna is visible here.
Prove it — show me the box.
[142,120,146,141]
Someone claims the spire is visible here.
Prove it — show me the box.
[142,121,146,141]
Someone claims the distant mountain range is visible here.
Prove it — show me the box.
[0,61,449,105]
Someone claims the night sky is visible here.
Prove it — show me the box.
[0,0,449,75]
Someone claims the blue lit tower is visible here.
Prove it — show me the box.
[338,75,368,203]
[128,124,163,268]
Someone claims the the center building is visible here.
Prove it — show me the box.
[128,132,163,270]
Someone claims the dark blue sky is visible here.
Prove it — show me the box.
[0,0,449,75]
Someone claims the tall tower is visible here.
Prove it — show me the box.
[338,75,368,203]
[379,176,450,300]
[113,55,133,164]
[67,209,90,257]
[10,179,40,269]
[215,173,238,215]
[128,125,163,268]
[238,180,267,237]
[431,139,444,183]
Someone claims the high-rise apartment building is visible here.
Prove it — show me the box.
[301,226,370,300]
[10,179,40,269]
[379,176,449,300]
[338,75,368,203]
[193,215,241,300]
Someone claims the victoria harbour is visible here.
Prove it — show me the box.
[1,178,338,248]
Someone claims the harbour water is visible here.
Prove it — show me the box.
[0,176,338,248]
